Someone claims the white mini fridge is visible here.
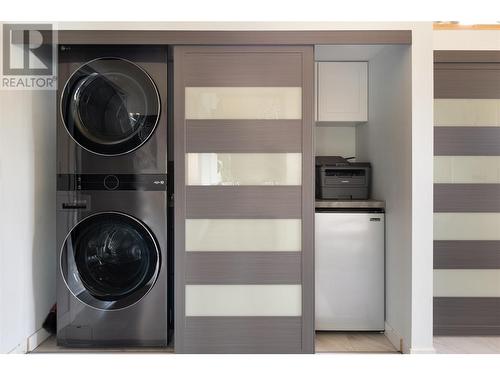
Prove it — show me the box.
[315,210,385,331]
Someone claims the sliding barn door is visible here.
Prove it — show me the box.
[173,46,314,353]
[434,52,500,335]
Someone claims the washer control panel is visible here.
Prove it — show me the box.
[57,174,167,191]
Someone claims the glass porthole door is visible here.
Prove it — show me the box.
[60,212,160,310]
[61,57,160,156]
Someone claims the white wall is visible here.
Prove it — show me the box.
[409,23,434,354]
[0,89,56,353]
[434,30,500,50]
[356,45,413,353]
[0,23,57,353]
[356,24,434,354]
[315,126,356,158]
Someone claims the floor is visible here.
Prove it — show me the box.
[33,333,500,354]
[433,336,500,354]
[32,336,174,354]
[315,332,398,353]
[33,332,398,354]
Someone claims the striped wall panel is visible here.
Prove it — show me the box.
[434,53,500,336]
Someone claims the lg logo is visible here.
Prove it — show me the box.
[1,23,57,89]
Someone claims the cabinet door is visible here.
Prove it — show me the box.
[174,46,314,353]
[317,62,368,122]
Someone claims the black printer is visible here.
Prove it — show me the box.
[316,156,371,200]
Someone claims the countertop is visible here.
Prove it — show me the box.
[315,199,385,209]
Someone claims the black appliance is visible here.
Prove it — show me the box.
[316,156,371,200]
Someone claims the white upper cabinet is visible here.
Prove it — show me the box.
[316,62,368,123]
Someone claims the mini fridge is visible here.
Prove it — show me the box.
[315,210,385,331]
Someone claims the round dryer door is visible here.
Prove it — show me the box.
[61,57,160,156]
[61,212,160,310]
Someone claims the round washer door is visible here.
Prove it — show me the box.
[61,212,160,311]
[61,57,160,156]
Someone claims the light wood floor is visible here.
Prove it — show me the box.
[434,336,500,354]
[32,336,174,354]
[29,333,500,354]
[34,334,500,354]
[33,332,398,354]
[315,331,398,353]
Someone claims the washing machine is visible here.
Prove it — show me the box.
[56,175,168,347]
[57,45,167,174]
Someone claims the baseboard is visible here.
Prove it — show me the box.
[27,328,51,352]
[5,327,50,354]
[384,321,436,354]
[7,341,28,354]
[409,347,436,354]
[384,321,409,354]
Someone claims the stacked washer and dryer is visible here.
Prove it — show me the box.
[56,46,170,347]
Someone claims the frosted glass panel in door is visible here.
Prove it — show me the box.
[187,153,302,186]
[185,284,302,316]
[434,156,500,183]
[434,99,500,126]
[434,270,500,297]
[434,213,500,240]
[185,219,302,252]
[185,87,302,119]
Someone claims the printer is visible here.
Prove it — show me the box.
[316,156,371,200]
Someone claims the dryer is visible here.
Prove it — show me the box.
[57,45,167,175]
[56,175,168,347]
